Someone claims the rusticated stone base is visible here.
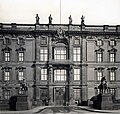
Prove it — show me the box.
[101,93,113,110]
[16,95,29,111]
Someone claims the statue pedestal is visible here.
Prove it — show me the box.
[101,93,113,110]
[16,95,29,111]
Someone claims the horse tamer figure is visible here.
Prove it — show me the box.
[98,76,108,94]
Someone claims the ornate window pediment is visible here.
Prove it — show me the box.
[16,47,26,51]
[95,48,104,52]
[2,47,12,51]
[52,28,68,44]
[108,48,117,52]
[94,67,104,70]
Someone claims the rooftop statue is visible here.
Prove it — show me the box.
[69,15,72,24]
[35,14,40,24]
[48,14,53,24]
[81,15,85,25]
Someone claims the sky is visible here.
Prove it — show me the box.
[0,0,120,25]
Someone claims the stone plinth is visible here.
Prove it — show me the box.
[16,95,29,111]
[101,93,113,110]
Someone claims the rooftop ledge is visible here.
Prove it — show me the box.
[0,23,120,33]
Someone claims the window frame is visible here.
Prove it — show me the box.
[96,70,103,81]
[73,47,80,62]
[40,37,47,45]
[96,52,103,62]
[54,69,66,81]
[18,38,25,45]
[109,88,115,95]
[3,89,10,100]
[74,68,80,80]
[109,53,115,62]
[108,68,116,81]
[4,51,10,62]
[96,39,103,46]
[109,40,116,47]
[18,52,24,62]
[18,70,24,81]
[54,47,67,60]
[74,38,80,45]
[4,70,10,81]
[40,47,48,61]
[41,68,47,80]
[3,38,11,45]
[73,88,81,100]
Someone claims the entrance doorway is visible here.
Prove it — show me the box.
[55,87,65,105]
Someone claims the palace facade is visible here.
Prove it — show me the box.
[0,16,120,106]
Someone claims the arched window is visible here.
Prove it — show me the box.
[54,43,67,60]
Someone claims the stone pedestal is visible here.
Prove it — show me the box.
[16,95,29,111]
[101,93,113,110]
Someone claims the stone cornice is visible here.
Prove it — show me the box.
[0,29,120,36]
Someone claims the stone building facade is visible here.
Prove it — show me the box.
[0,17,120,106]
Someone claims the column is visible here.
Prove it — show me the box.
[48,65,54,105]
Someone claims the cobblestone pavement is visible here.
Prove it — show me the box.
[1,106,120,114]
[35,107,119,114]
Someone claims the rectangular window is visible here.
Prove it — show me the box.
[110,71,115,81]
[40,47,48,61]
[74,69,80,80]
[3,90,10,100]
[97,53,102,62]
[110,40,115,46]
[19,52,24,62]
[5,52,10,61]
[109,88,115,95]
[18,38,25,45]
[54,69,66,81]
[73,47,80,61]
[97,70,103,81]
[110,53,115,62]
[4,38,10,45]
[96,40,102,46]
[4,70,10,81]
[54,47,66,60]
[73,89,80,100]
[41,37,47,45]
[74,39,80,45]
[41,69,47,80]
[18,71,24,81]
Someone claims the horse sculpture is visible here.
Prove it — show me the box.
[98,76,107,94]
[19,78,28,94]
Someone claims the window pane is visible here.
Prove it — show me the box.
[41,69,47,80]
[73,89,80,100]
[110,71,115,81]
[3,90,10,99]
[4,71,10,81]
[40,47,48,61]
[74,39,80,45]
[74,69,80,80]
[41,37,47,45]
[5,52,10,61]
[97,70,102,81]
[110,53,115,62]
[54,47,66,60]
[97,53,102,62]
[54,69,66,81]
[73,47,80,61]
[110,40,115,46]
[97,40,102,46]
[18,71,24,81]
[19,52,24,62]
